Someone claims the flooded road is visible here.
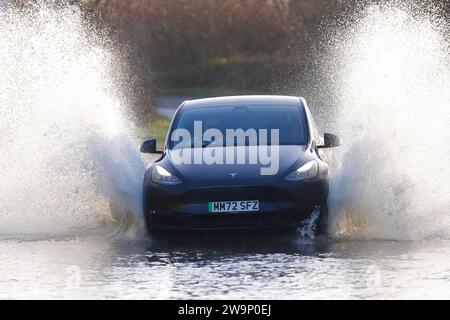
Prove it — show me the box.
[1,233,450,299]
[1,3,450,300]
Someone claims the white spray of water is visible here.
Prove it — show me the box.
[327,3,450,240]
[0,5,145,236]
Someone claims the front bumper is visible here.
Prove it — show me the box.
[144,181,326,232]
[146,207,315,231]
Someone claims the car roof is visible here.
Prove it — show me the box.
[181,95,303,109]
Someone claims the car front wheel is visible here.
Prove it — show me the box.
[315,204,329,236]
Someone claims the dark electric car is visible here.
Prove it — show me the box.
[140,96,340,235]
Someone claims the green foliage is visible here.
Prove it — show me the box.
[143,116,171,149]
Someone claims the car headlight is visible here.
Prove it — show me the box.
[285,160,319,181]
[151,165,182,185]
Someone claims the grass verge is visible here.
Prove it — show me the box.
[141,115,171,150]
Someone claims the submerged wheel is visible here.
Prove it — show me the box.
[315,204,329,236]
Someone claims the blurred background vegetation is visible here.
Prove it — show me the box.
[81,0,353,95]
[9,0,450,123]
[10,0,356,117]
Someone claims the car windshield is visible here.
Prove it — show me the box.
[168,105,308,149]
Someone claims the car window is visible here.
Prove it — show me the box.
[304,105,322,145]
[169,105,308,148]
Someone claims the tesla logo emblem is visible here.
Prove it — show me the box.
[229,173,238,178]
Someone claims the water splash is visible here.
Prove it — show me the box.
[299,209,320,239]
[0,4,145,236]
[326,2,450,240]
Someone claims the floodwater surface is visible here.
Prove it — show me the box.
[1,233,449,299]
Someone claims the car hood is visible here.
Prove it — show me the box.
[167,145,313,184]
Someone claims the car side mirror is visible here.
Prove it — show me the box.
[140,139,163,154]
[318,133,341,149]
